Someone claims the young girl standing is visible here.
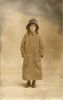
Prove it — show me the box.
[20,19,43,88]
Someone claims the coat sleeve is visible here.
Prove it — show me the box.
[20,35,26,57]
[39,36,44,57]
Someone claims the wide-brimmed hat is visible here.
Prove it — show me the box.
[26,19,39,30]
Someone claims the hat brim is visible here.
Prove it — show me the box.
[26,23,39,30]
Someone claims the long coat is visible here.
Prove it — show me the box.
[20,32,43,80]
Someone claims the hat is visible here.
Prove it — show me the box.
[26,19,39,30]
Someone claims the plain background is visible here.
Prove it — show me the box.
[0,0,63,99]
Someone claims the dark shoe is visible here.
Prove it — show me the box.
[32,84,36,88]
[25,81,31,88]
[32,80,36,88]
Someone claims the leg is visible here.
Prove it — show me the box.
[25,80,31,88]
[27,80,31,86]
[32,80,36,88]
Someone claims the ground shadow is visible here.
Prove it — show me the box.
[15,82,26,87]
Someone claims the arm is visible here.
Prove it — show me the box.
[20,35,26,57]
[39,36,44,57]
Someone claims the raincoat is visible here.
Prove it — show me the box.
[20,32,43,80]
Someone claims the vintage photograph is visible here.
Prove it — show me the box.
[0,0,63,100]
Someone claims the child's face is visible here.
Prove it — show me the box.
[29,24,36,33]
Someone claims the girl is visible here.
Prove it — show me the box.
[20,19,43,88]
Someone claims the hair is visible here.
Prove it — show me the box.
[26,23,39,34]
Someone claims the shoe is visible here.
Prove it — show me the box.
[32,80,36,88]
[25,81,31,88]
[32,84,36,88]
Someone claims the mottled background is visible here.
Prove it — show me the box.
[0,0,63,98]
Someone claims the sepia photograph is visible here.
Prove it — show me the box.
[0,0,63,100]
